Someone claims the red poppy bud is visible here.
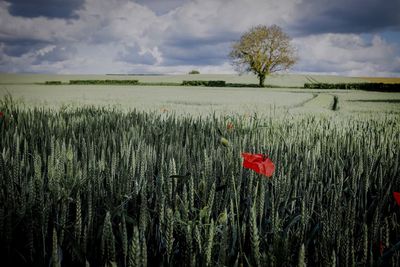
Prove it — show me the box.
[394,192,400,206]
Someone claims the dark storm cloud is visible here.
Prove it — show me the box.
[1,37,77,69]
[292,61,341,73]
[5,0,84,18]
[292,0,400,36]
[161,30,239,65]
[134,0,186,15]
[33,45,77,64]
[2,39,50,57]
[161,42,230,66]
[164,31,239,48]
[116,45,158,65]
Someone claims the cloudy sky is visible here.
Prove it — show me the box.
[0,0,399,76]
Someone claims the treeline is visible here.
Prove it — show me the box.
[69,80,139,85]
[304,83,400,92]
[43,80,400,91]
[45,81,62,85]
[182,80,226,87]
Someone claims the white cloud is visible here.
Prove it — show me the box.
[0,0,399,76]
[293,33,400,77]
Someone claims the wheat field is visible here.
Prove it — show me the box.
[0,93,399,266]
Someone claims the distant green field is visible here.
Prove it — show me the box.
[0,73,367,87]
[1,73,399,116]
[0,84,315,116]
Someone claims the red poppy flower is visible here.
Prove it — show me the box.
[227,122,234,130]
[0,112,3,118]
[241,152,275,177]
[394,192,400,206]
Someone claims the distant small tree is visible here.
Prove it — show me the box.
[229,25,297,87]
[188,70,200,74]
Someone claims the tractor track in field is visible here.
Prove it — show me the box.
[289,93,340,112]
[290,93,319,109]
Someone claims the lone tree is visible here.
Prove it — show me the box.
[229,25,297,87]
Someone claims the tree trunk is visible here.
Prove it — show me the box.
[258,74,265,87]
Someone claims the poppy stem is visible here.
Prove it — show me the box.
[231,173,243,262]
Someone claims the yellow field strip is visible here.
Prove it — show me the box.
[359,77,400,83]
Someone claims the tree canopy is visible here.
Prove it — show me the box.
[229,25,297,87]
